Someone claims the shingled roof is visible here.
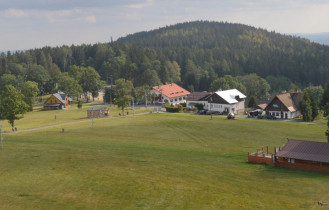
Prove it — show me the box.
[276,139,329,163]
[186,91,211,101]
[152,83,190,98]
[267,92,303,112]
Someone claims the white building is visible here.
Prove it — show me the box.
[186,89,246,114]
[151,83,190,105]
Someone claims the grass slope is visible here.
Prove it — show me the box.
[1,113,328,209]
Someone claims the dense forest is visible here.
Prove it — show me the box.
[1,21,329,97]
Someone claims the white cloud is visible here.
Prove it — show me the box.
[126,0,155,9]
[85,15,96,23]
[3,8,29,18]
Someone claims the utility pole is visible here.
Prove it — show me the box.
[0,124,3,148]
[210,96,213,120]
[109,75,113,106]
[132,97,135,116]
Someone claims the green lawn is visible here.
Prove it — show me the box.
[1,113,329,209]
[0,104,151,132]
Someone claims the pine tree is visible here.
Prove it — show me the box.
[325,118,329,142]
[299,92,312,122]
[309,94,318,121]
[321,83,329,107]
[248,96,257,108]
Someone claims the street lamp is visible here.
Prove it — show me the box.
[210,96,213,120]
[108,75,113,106]
[0,124,3,148]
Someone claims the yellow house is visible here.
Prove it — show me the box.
[44,93,72,110]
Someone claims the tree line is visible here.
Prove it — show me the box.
[1,21,329,97]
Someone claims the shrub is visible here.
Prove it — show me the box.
[77,100,82,109]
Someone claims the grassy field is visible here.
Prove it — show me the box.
[0,104,151,132]
[1,112,329,209]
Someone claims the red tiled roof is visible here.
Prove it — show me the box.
[276,139,329,163]
[152,83,190,98]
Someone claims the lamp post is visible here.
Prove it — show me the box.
[132,97,135,116]
[210,96,213,120]
[0,124,3,148]
[110,75,113,107]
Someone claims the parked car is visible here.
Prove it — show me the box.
[199,110,207,115]
[227,113,235,119]
[265,114,277,120]
[248,109,263,118]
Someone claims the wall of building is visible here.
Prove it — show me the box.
[275,158,329,173]
[248,155,274,165]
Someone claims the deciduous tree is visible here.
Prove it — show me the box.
[21,81,39,111]
[0,85,29,131]
[114,79,133,115]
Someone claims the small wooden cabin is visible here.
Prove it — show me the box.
[44,93,72,110]
[87,107,109,118]
[248,139,329,173]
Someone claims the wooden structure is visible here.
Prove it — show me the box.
[265,93,303,119]
[248,139,329,173]
[44,93,72,110]
[87,107,109,118]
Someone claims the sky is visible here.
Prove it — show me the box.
[1,0,329,51]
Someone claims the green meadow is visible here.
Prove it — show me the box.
[1,112,329,209]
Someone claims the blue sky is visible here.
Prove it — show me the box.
[1,0,329,51]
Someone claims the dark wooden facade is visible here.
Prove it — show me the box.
[248,139,329,173]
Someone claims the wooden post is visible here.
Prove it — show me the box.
[267,146,269,154]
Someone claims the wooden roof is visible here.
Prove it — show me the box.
[266,92,303,112]
[276,139,329,163]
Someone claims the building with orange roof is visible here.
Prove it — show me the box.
[151,83,190,105]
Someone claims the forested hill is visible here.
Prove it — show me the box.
[117,21,329,87]
[1,21,329,97]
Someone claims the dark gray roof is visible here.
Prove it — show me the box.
[276,139,329,163]
[88,107,108,111]
[186,91,211,101]
[53,93,66,104]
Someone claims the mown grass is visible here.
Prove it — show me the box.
[1,113,329,209]
[0,104,151,132]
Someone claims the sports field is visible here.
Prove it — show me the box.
[1,112,328,209]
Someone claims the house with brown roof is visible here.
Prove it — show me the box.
[248,139,329,173]
[265,92,303,119]
[44,92,72,110]
[151,83,190,105]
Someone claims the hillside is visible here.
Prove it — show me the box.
[1,21,329,94]
[117,21,329,88]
